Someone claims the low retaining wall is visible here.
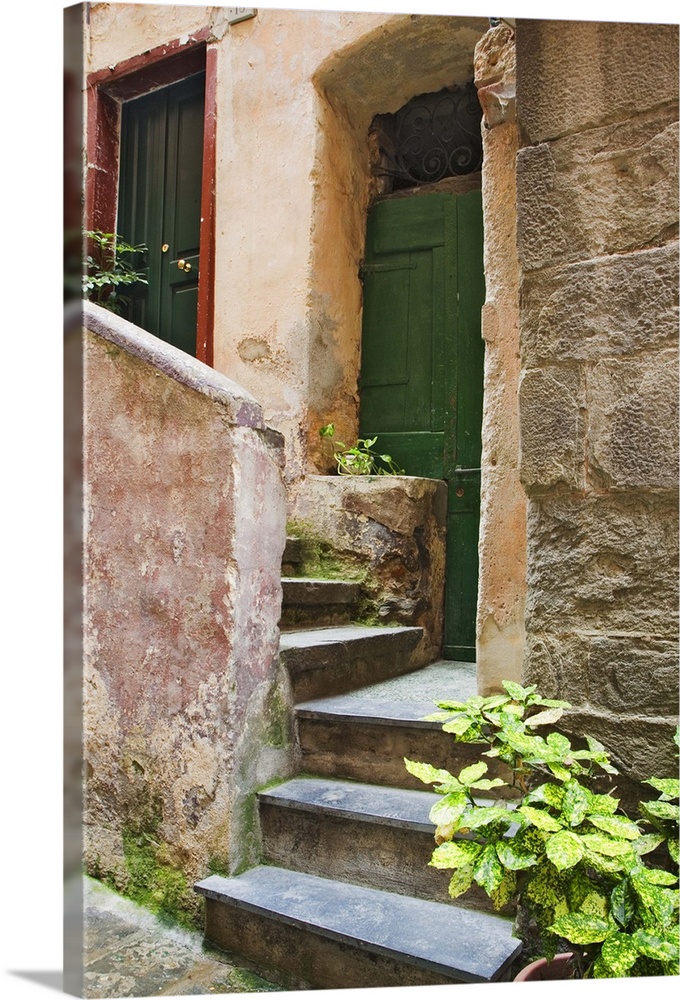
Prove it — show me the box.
[83,303,291,922]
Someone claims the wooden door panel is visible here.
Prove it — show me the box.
[359,190,484,661]
[118,73,205,356]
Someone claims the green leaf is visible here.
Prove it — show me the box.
[503,730,551,760]
[473,843,505,895]
[580,889,609,919]
[461,806,516,831]
[644,777,680,800]
[611,878,635,928]
[430,840,481,870]
[525,783,564,810]
[467,696,486,710]
[429,791,468,828]
[545,731,571,754]
[423,711,459,722]
[600,932,640,975]
[442,716,475,737]
[502,680,534,701]
[631,929,679,963]
[584,851,629,875]
[588,814,641,841]
[633,832,666,856]
[458,762,488,786]
[589,792,620,816]
[547,763,572,782]
[468,777,507,791]
[584,734,607,754]
[630,868,676,926]
[562,780,591,827]
[495,840,537,871]
[501,702,525,718]
[641,801,680,822]
[517,805,563,832]
[642,868,678,887]
[448,865,475,899]
[525,707,565,728]
[404,759,457,787]
[668,837,679,864]
[546,830,585,870]
[549,913,610,944]
[580,833,634,857]
[481,695,512,710]
[434,700,470,711]
[491,870,517,910]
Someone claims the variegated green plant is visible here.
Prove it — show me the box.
[405,681,679,979]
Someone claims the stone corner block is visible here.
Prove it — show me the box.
[519,367,584,493]
[587,351,679,490]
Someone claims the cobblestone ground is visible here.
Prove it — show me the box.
[81,877,283,998]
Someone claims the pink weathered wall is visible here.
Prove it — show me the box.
[82,303,291,911]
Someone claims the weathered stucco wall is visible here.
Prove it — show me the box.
[515,19,679,780]
[85,5,488,484]
[293,475,447,665]
[473,24,526,692]
[83,302,290,916]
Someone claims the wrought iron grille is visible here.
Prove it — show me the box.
[373,83,483,190]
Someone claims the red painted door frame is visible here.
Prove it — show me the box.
[85,30,216,365]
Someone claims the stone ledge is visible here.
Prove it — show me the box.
[82,300,269,431]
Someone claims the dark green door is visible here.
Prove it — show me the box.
[359,192,484,661]
[118,72,205,356]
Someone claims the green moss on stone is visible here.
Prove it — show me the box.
[263,684,290,748]
[285,520,366,582]
[120,829,201,930]
[226,968,283,992]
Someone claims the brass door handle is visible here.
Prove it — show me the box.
[177,259,192,273]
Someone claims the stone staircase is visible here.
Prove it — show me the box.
[194,537,521,989]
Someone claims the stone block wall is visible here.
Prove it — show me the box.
[82,303,291,920]
[515,20,679,781]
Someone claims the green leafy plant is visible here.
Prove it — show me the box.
[319,423,404,476]
[405,681,679,979]
[83,230,148,314]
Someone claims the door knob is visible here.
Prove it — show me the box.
[177,259,192,272]
[161,244,169,253]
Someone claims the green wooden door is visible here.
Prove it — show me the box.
[118,72,205,356]
[359,192,484,661]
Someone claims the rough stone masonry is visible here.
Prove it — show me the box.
[515,19,679,783]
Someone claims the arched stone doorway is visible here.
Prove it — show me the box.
[303,17,526,689]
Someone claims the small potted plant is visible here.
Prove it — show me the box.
[405,681,679,979]
[319,423,404,476]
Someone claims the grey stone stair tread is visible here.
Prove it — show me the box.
[259,776,439,832]
[279,624,422,651]
[295,659,477,725]
[281,578,361,604]
[195,866,520,983]
[296,696,445,726]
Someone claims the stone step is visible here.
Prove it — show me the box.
[280,577,361,628]
[194,866,520,989]
[281,536,303,576]
[258,775,508,911]
[294,689,512,789]
[279,624,423,701]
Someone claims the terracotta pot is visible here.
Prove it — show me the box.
[513,952,575,982]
